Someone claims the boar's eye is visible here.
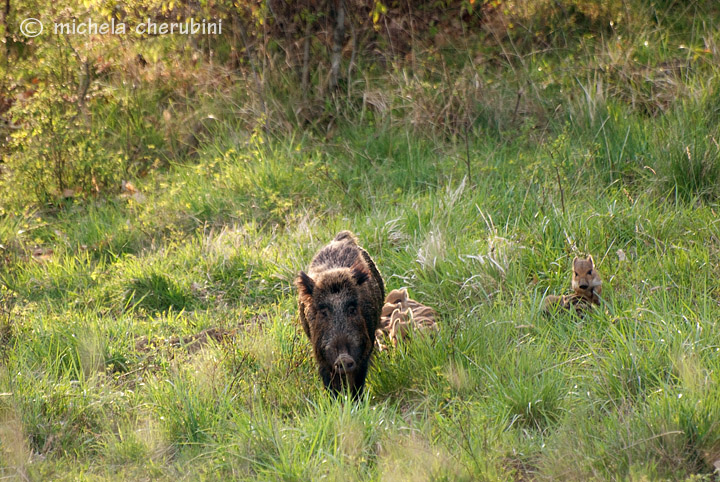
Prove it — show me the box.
[346,302,358,315]
[574,271,579,277]
[317,304,331,316]
[587,270,592,275]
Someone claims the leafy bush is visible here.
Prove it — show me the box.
[4,87,121,205]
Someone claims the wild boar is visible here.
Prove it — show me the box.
[544,255,603,314]
[296,231,384,397]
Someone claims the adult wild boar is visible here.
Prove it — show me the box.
[296,231,384,397]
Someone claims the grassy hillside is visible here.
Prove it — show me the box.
[2,1,720,480]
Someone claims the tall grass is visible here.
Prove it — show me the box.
[2,1,720,480]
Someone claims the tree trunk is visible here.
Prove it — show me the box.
[2,0,9,57]
[301,19,311,96]
[329,0,345,91]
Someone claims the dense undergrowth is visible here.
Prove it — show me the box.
[2,0,720,480]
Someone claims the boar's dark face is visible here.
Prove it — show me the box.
[297,264,371,393]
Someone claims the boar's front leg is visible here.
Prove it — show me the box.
[319,364,370,400]
[349,358,370,400]
[320,366,341,394]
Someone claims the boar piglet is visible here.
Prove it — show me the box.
[296,231,385,397]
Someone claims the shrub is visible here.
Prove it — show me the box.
[3,85,121,206]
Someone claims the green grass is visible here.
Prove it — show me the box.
[2,114,720,479]
[3,3,720,480]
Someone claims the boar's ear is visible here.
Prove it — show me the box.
[351,261,369,286]
[587,255,595,268]
[572,257,580,270]
[296,271,315,300]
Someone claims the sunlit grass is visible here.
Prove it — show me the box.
[2,4,720,480]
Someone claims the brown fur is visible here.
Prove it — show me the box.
[544,255,602,314]
[375,288,438,351]
[296,231,384,397]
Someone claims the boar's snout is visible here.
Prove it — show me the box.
[333,353,356,374]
